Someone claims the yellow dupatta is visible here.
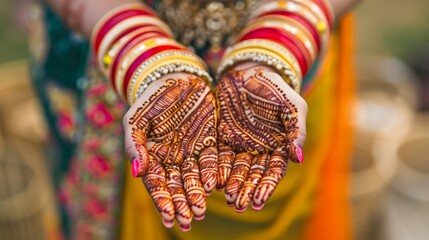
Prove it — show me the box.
[120,15,355,240]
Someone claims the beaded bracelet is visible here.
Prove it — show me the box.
[132,62,213,104]
[218,50,300,92]
[128,52,209,103]
[238,27,311,75]
[223,39,303,80]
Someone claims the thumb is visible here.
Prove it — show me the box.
[282,95,307,165]
[123,114,150,178]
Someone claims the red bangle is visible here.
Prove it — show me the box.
[238,27,310,75]
[122,45,185,96]
[258,11,321,53]
[110,31,169,88]
[110,24,170,49]
[312,0,333,29]
[94,9,156,55]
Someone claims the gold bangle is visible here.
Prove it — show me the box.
[130,58,205,103]
[245,16,318,63]
[290,0,329,33]
[250,1,330,51]
[224,40,302,81]
[128,52,209,103]
[97,15,173,70]
[102,26,163,75]
[131,63,213,104]
[220,47,300,92]
[91,3,156,48]
[114,38,184,100]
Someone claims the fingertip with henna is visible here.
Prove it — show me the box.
[252,203,264,211]
[194,213,205,221]
[235,206,248,213]
[162,218,174,228]
[179,224,191,232]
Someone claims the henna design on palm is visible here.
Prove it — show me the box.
[216,65,307,212]
[124,76,218,231]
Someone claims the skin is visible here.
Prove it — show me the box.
[45,0,362,231]
[123,73,217,230]
[216,62,307,211]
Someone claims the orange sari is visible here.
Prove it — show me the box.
[120,15,355,240]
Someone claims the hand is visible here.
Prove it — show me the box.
[123,74,218,231]
[216,62,307,212]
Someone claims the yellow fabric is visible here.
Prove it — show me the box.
[120,16,355,240]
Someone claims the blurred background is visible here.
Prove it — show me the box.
[0,0,428,239]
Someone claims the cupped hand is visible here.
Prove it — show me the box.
[216,62,307,212]
[123,73,218,231]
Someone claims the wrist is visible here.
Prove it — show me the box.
[90,3,213,105]
[218,0,335,94]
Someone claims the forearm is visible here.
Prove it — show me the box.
[329,0,362,18]
[46,0,140,38]
[261,0,361,20]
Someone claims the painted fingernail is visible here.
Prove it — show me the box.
[296,146,304,165]
[131,159,140,178]
[194,214,205,221]
[252,203,265,211]
[179,224,191,232]
[235,206,247,213]
[162,218,174,228]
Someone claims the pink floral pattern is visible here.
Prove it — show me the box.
[59,59,126,240]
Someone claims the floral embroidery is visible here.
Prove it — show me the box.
[60,62,126,240]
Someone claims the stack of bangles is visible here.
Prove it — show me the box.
[217,0,334,93]
[91,3,213,105]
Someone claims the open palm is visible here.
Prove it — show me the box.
[123,74,217,231]
[216,63,307,212]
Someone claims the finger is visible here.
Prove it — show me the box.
[198,146,218,195]
[235,153,269,212]
[253,147,289,210]
[281,97,307,164]
[165,166,192,232]
[181,158,206,220]
[216,144,235,190]
[225,152,252,206]
[124,117,149,177]
[143,159,175,228]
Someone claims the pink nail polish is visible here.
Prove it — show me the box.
[194,214,205,221]
[296,146,304,165]
[252,203,265,211]
[131,159,140,178]
[162,218,174,228]
[179,224,191,232]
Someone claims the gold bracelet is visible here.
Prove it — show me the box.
[97,15,173,70]
[244,16,318,63]
[91,3,157,49]
[224,39,302,81]
[114,38,185,100]
[249,1,330,52]
[102,26,168,72]
[130,54,206,99]
[219,47,300,92]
